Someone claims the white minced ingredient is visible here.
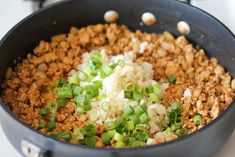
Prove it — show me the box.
[183,88,192,97]
[139,42,148,53]
[73,50,169,135]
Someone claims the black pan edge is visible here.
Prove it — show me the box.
[0,0,234,152]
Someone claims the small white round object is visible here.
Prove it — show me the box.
[177,21,190,35]
[141,12,156,26]
[104,10,119,23]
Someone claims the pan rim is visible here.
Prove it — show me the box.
[0,0,235,153]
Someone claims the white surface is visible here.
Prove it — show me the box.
[0,0,235,157]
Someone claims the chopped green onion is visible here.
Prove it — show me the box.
[134,131,149,141]
[74,94,86,105]
[127,120,135,131]
[57,88,72,99]
[171,102,182,115]
[115,141,125,148]
[104,121,116,130]
[39,108,50,116]
[183,128,189,135]
[117,60,125,67]
[82,122,96,136]
[108,130,117,137]
[68,75,79,85]
[165,127,174,136]
[110,63,117,70]
[56,78,66,87]
[123,105,134,115]
[56,99,65,106]
[167,75,176,84]
[133,91,143,102]
[83,101,92,111]
[139,100,147,111]
[83,65,93,76]
[73,86,82,95]
[135,124,147,132]
[101,132,111,145]
[115,118,127,133]
[193,114,202,125]
[134,106,144,115]
[152,83,160,94]
[47,117,56,131]
[73,128,84,140]
[75,106,84,115]
[131,141,145,147]
[114,132,124,142]
[128,115,139,124]
[101,102,110,111]
[149,93,159,102]
[82,136,96,147]
[93,80,102,89]
[84,85,99,99]
[97,93,106,102]
[78,71,87,81]
[50,132,71,141]
[125,137,136,145]
[134,85,143,93]
[174,117,183,128]
[175,129,182,137]
[100,65,113,78]
[90,52,102,66]
[124,83,135,92]
[46,100,58,112]
[145,86,154,94]
[139,113,149,123]
[168,111,177,123]
[124,91,133,99]
[37,121,46,129]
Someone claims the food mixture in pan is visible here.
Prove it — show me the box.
[2,24,234,148]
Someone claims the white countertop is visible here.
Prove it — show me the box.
[0,0,235,157]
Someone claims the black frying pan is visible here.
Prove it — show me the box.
[0,0,235,157]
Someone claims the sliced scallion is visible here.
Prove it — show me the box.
[139,113,149,123]
[193,114,202,125]
[168,111,177,123]
[175,129,182,137]
[101,102,110,111]
[127,120,135,131]
[171,102,182,116]
[115,141,125,148]
[134,106,144,115]
[101,132,111,145]
[39,108,50,116]
[167,75,176,84]
[149,93,159,102]
[73,128,84,140]
[108,130,117,137]
[68,75,79,85]
[123,105,134,115]
[50,132,71,141]
[47,117,56,131]
[114,132,124,142]
[37,121,46,129]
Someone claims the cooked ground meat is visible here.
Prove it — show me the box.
[1,24,234,146]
